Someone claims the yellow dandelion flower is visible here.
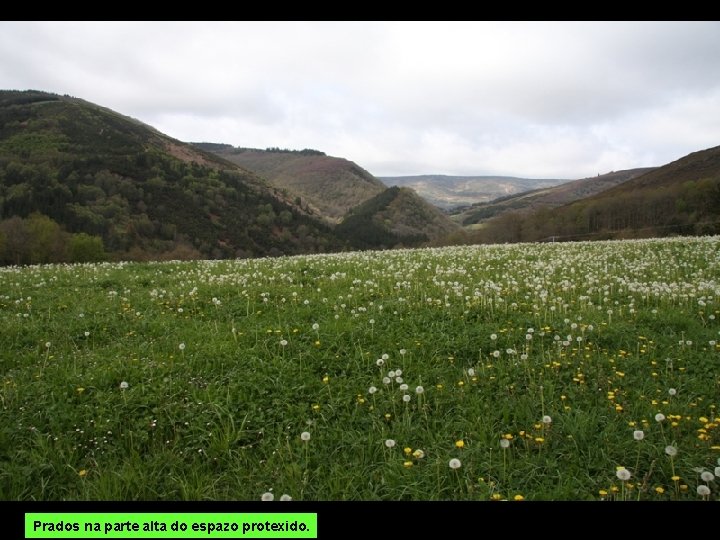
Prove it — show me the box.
[654,486,665,494]
[699,416,709,423]
[403,461,413,468]
[491,493,503,501]
[598,489,608,497]
[78,469,87,478]
[455,440,465,449]
[534,437,545,443]
[671,475,680,482]
[384,413,392,420]
[404,447,412,455]
[610,486,619,493]
[680,484,688,492]
[311,404,320,411]
[76,387,85,394]
[322,375,329,384]
[513,494,524,501]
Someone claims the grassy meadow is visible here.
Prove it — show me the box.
[1,236,719,501]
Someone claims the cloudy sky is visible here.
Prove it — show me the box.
[1,21,719,178]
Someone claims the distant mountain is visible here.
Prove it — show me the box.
[381,175,566,209]
[454,168,655,226]
[0,90,345,263]
[197,145,386,221]
[336,186,460,249]
[471,146,720,243]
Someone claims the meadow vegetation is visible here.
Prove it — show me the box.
[1,236,718,500]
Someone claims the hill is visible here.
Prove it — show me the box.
[196,145,386,221]
[471,145,720,243]
[454,168,655,226]
[0,90,345,263]
[382,174,566,210]
[336,186,460,249]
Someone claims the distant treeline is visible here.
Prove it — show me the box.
[192,143,327,157]
[234,147,326,156]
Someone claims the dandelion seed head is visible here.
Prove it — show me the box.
[700,471,715,482]
[665,445,678,457]
[280,339,288,347]
[279,494,292,501]
[633,430,645,441]
[415,385,424,394]
[261,492,274,501]
[616,468,631,481]
[668,388,677,396]
[542,415,552,424]
[300,431,311,442]
[385,439,396,448]
[449,458,462,469]
[697,485,711,496]
[655,413,666,423]
[178,342,186,351]
[500,439,510,449]
[368,386,377,394]
[413,449,425,459]
[402,394,411,402]
[376,359,384,367]
[119,381,129,390]
[467,368,475,377]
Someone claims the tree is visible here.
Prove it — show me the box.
[0,216,30,265]
[69,233,106,262]
[26,212,65,264]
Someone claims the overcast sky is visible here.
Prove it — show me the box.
[1,21,719,178]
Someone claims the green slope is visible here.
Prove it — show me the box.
[0,90,345,262]
[336,186,460,249]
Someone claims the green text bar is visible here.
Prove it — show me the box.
[25,513,317,539]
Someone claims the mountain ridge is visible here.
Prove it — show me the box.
[382,174,567,209]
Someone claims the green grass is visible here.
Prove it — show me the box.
[1,237,719,501]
